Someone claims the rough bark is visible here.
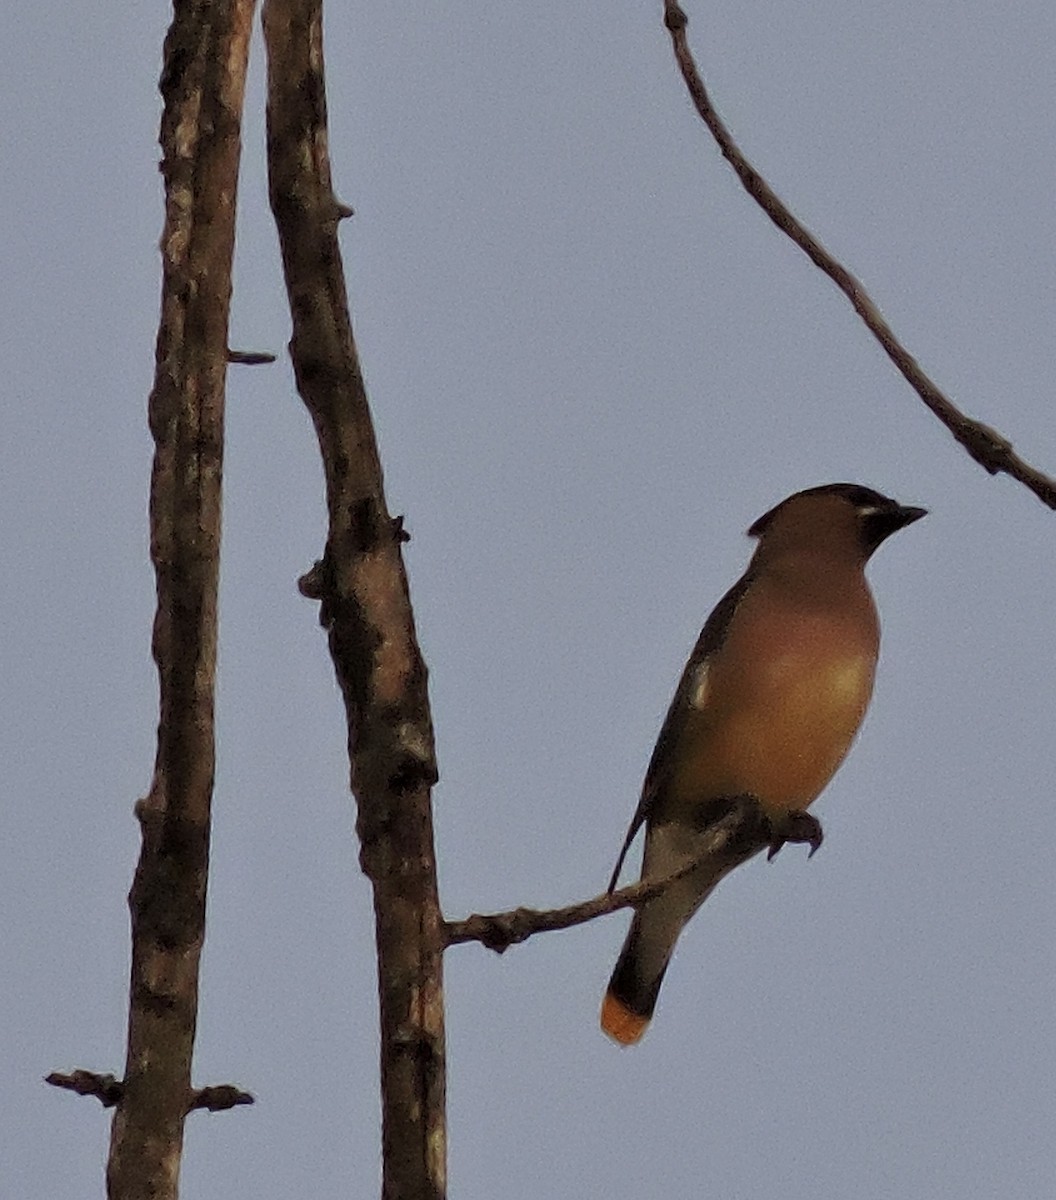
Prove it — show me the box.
[263,3,446,1198]
[106,3,255,1197]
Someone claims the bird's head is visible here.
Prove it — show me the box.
[748,484,927,563]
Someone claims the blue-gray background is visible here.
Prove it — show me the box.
[5,2,1055,1197]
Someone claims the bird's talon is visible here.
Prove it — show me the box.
[767,811,823,861]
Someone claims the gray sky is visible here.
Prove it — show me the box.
[5,2,1056,1197]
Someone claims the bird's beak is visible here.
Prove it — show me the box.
[892,504,928,530]
[862,502,926,550]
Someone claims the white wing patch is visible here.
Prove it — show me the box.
[687,660,711,710]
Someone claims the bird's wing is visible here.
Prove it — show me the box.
[606,569,753,893]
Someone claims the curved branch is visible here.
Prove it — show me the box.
[662,0,1056,510]
[445,875,673,954]
[445,805,758,952]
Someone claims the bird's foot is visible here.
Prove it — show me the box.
[691,793,773,856]
[766,811,823,861]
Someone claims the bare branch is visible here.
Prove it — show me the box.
[263,3,446,1198]
[662,0,1056,510]
[45,1071,124,1108]
[96,3,256,1197]
[188,1085,255,1113]
[445,805,759,952]
[49,1073,254,1116]
[445,877,670,954]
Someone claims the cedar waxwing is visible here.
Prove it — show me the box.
[601,484,925,1045]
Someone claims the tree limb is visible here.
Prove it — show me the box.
[263,3,446,1198]
[446,804,760,952]
[445,876,676,954]
[92,4,256,1198]
[662,0,1056,509]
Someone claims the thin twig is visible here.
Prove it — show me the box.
[445,806,758,952]
[48,1073,254,1115]
[445,874,679,953]
[662,0,1056,510]
[45,1071,124,1108]
[188,1085,255,1113]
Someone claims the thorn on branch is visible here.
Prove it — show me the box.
[227,349,278,365]
[335,200,355,220]
[298,557,330,600]
[188,1084,255,1113]
[391,515,411,544]
[46,1070,124,1107]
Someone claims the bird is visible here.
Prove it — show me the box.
[600,484,925,1046]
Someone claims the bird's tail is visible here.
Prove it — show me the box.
[601,938,667,1044]
[600,992,653,1046]
[601,848,735,1045]
[600,898,684,1045]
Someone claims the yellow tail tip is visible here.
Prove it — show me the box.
[601,992,649,1045]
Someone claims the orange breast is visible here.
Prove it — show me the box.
[670,599,878,813]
